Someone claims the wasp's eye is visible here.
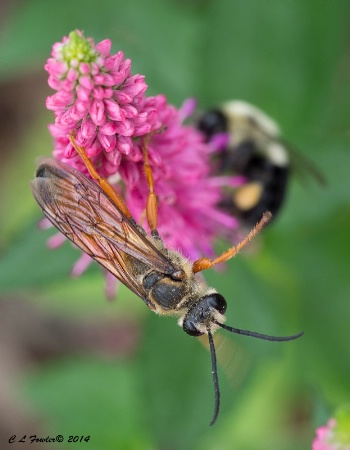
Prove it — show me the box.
[206,293,227,315]
[183,318,204,337]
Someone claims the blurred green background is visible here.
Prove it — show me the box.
[0,0,349,449]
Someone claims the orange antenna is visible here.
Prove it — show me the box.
[192,211,272,274]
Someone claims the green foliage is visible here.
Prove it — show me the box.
[0,0,349,449]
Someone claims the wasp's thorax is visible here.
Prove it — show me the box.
[140,243,227,334]
[142,266,189,312]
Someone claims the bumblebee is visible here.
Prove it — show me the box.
[198,100,324,226]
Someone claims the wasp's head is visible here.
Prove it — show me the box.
[181,290,303,426]
[182,293,227,337]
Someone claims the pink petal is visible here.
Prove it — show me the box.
[122,78,147,98]
[38,218,53,230]
[71,253,92,277]
[91,86,105,100]
[44,59,66,76]
[95,39,112,57]
[90,62,100,76]
[48,122,67,138]
[80,62,91,75]
[179,97,197,121]
[79,75,94,90]
[57,108,77,128]
[47,233,66,249]
[94,73,115,87]
[114,91,132,104]
[90,99,106,126]
[120,104,138,118]
[61,78,76,91]
[114,119,135,137]
[98,132,116,151]
[76,85,91,102]
[126,144,142,161]
[133,123,151,136]
[115,136,133,154]
[75,100,89,114]
[80,117,96,139]
[48,76,61,90]
[99,120,118,135]
[70,102,88,121]
[210,132,230,151]
[64,141,75,158]
[104,272,120,300]
[119,58,131,76]
[67,68,79,82]
[46,96,64,112]
[120,161,140,188]
[86,138,103,157]
[104,149,122,167]
[51,41,64,56]
[103,87,113,98]
[47,90,74,109]
[104,99,124,121]
[108,71,126,86]
[110,51,124,69]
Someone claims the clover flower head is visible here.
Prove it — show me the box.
[45,30,156,175]
[43,31,242,297]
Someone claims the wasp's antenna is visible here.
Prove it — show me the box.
[214,321,304,341]
[207,326,220,426]
[192,211,272,274]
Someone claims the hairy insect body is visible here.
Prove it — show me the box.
[199,101,325,228]
[127,237,219,323]
[198,101,290,226]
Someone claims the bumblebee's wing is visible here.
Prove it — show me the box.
[31,159,176,297]
[279,139,327,187]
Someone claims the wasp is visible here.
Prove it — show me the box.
[198,100,325,227]
[31,134,303,425]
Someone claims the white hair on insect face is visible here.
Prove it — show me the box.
[222,100,281,137]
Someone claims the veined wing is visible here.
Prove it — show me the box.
[30,159,177,290]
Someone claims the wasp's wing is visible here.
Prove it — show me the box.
[85,232,151,300]
[31,159,176,298]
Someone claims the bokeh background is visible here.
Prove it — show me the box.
[0,1,349,449]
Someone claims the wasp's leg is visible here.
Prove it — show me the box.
[141,135,158,234]
[69,133,133,220]
[192,211,272,273]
